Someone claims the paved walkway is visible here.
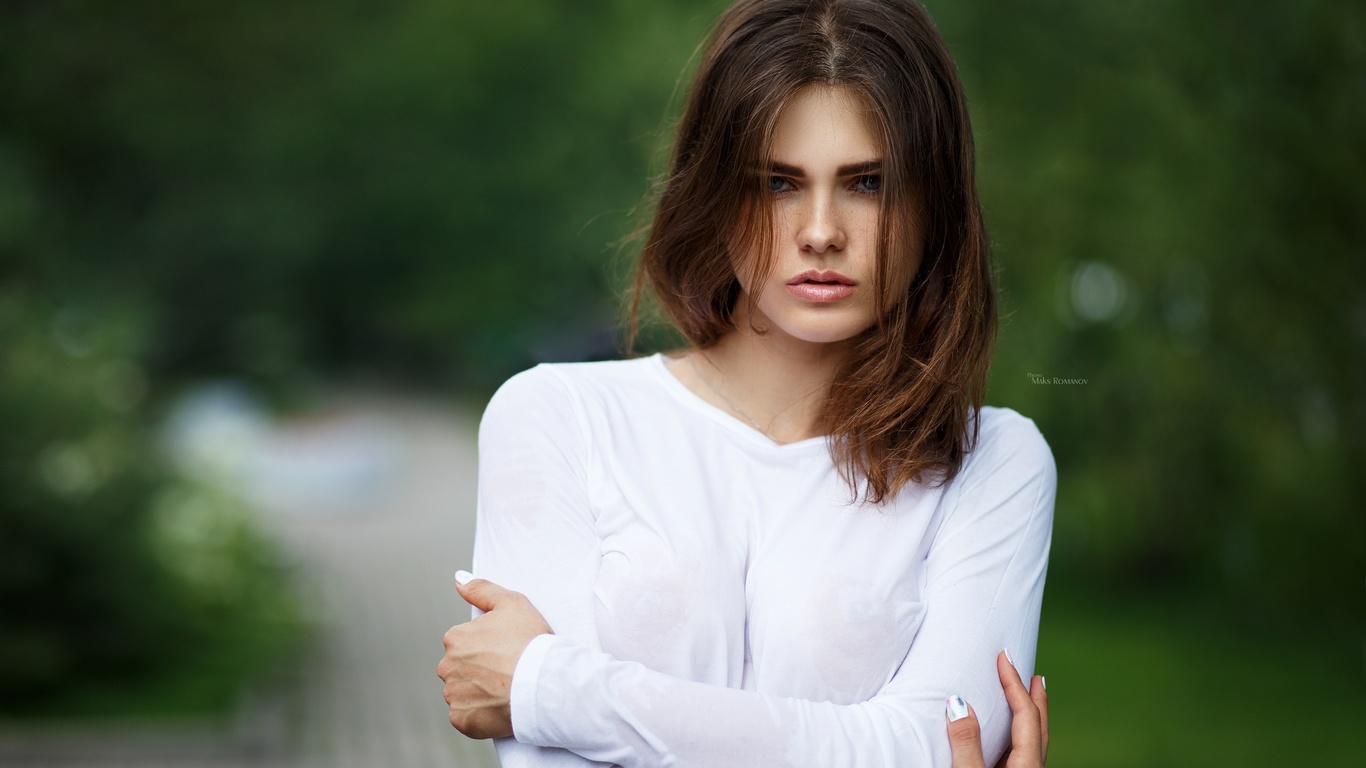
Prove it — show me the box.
[265,395,499,768]
[0,393,501,768]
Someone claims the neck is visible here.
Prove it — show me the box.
[699,297,851,443]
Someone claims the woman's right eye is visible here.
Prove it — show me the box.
[769,176,794,194]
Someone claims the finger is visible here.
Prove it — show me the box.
[946,696,987,768]
[997,649,1030,704]
[1030,675,1049,761]
[998,651,1043,757]
[453,570,513,612]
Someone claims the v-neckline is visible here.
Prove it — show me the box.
[648,352,829,453]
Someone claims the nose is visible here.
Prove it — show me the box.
[796,191,847,254]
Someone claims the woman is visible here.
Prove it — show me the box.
[438,0,1055,765]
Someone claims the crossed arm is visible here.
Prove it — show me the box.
[438,367,1056,767]
[442,581,1048,768]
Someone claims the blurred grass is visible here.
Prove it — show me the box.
[1040,587,1366,767]
[11,617,308,722]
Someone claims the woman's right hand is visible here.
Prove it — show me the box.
[946,650,1049,768]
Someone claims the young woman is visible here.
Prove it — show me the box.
[438,1,1054,765]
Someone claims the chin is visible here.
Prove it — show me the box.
[767,317,872,346]
[747,296,876,346]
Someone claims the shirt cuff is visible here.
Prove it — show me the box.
[509,632,563,745]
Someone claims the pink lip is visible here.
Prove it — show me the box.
[785,269,856,302]
[786,269,856,286]
[787,282,855,302]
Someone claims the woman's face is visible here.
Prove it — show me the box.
[735,84,899,349]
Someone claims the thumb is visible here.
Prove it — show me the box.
[453,570,512,612]
[946,695,988,768]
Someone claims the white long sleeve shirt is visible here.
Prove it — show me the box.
[469,352,1056,768]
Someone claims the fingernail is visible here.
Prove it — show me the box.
[946,695,969,722]
[1041,675,1047,691]
[454,570,474,585]
[1004,647,1014,665]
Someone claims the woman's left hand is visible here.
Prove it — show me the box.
[947,650,1049,768]
[437,572,553,739]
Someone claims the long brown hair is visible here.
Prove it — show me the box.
[624,0,996,505]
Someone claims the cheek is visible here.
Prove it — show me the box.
[728,251,760,296]
[885,221,926,300]
[728,222,786,295]
[854,202,880,243]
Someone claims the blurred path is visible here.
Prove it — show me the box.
[0,394,500,768]
[260,394,499,768]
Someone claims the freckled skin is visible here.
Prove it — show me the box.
[739,84,900,347]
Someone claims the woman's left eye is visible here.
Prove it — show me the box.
[852,175,882,193]
[769,176,794,193]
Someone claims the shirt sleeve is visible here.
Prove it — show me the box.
[508,410,1057,768]
[469,364,615,767]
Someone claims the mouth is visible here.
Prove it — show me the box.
[785,270,856,303]
[786,269,857,286]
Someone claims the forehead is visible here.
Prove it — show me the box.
[770,85,881,164]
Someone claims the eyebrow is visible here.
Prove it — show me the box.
[769,160,883,177]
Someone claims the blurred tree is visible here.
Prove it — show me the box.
[941,0,1366,628]
[0,0,728,393]
[0,291,301,713]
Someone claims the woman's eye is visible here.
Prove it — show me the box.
[853,175,882,193]
[769,176,794,193]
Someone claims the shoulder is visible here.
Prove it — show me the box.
[487,355,656,408]
[970,406,1052,460]
[482,355,659,434]
[930,406,1057,545]
[957,405,1057,494]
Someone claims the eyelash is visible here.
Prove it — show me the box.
[768,175,882,196]
[852,175,881,194]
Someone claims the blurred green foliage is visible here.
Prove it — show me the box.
[0,0,730,391]
[0,291,302,715]
[937,0,1366,631]
[0,0,1361,731]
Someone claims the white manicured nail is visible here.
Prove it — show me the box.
[1004,647,1014,665]
[454,570,474,585]
[1041,676,1047,691]
[946,695,969,722]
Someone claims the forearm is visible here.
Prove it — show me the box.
[511,633,969,768]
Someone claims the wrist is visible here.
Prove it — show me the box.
[509,632,562,743]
